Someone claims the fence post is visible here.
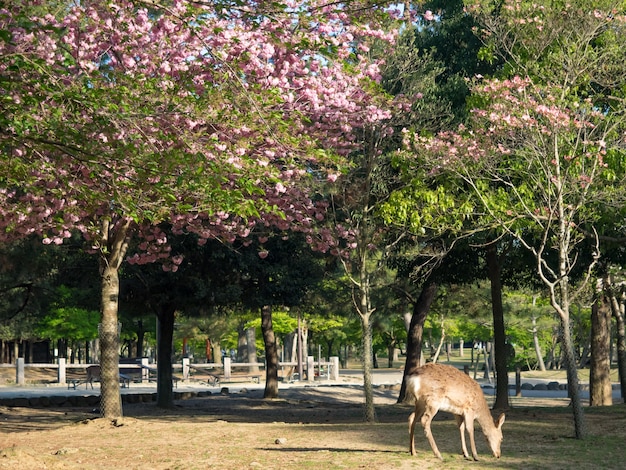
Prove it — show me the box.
[16,357,25,385]
[224,357,231,379]
[141,357,149,383]
[182,357,190,381]
[57,357,66,385]
[307,356,314,382]
[329,356,339,381]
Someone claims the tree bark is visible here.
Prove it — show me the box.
[246,326,259,373]
[531,315,546,371]
[486,242,510,410]
[98,217,131,419]
[136,320,145,359]
[607,281,626,401]
[261,305,279,398]
[397,279,438,403]
[589,288,612,406]
[212,339,222,366]
[156,306,176,408]
[360,311,376,422]
[387,344,396,368]
[560,310,587,438]
[237,325,247,362]
[284,331,296,362]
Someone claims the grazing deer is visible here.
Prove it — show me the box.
[406,363,505,461]
[86,365,101,389]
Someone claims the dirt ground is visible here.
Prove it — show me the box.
[1,368,624,470]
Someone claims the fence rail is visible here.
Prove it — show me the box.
[3,356,340,386]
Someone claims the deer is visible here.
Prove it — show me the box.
[86,365,101,389]
[405,362,505,461]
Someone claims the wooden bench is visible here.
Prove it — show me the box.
[119,373,131,388]
[142,365,181,388]
[148,375,181,388]
[188,365,221,386]
[218,373,262,384]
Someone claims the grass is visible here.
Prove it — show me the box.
[2,359,624,469]
[1,396,626,469]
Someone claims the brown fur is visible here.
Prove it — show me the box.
[406,363,505,461]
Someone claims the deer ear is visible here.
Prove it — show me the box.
[496,413,505,428]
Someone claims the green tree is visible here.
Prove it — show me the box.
[379,1,500,401]
[1,1,395,418]
[411,0,626,438]
[238,234,326,398]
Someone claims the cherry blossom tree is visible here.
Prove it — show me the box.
[0,0,396,417]
[411,67,624,444]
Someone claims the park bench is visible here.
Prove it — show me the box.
[142,364,182,388]
[217,372,262,384]
[67,365,131,389]
[188,365,220,386]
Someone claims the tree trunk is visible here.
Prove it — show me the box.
[326,339,335,361]
[284,331,296,362]
[237,325,247,362]
[156,307,176,408]
[608,282,626,401]
[261,305,279,398]
[136,319,145,359]
[98,218,132,419]
[589,287,612,406]
[387,344,396,368]
[431,326,445,364]
[531,315,546,371]
[397,280,438,403]
[360,312,376,422]
[486,242,510,410]
[99,261,123,418]
[560,312,586,438]
[246,327,259,373]
[211,339,222,366]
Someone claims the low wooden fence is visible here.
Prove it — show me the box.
[3,356,340,386]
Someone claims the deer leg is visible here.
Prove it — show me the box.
[464,415,479,461]
[455,414,471,459]
[408,412,417,456]
[421,408,443,461]
[408,403,424,456]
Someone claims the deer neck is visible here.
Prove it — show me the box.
[474,402,496,431]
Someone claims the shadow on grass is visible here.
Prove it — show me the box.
[260,446,403,454]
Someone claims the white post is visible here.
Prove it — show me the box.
[182,357,190,381]
[141,357,150,383]
[329,356,339,381]
[318,344,322,378]
[57,357,66,385]
[459,339,464,357]
[297,315,303,380]
[224,357,232,379]
[16,357,25,385]
[307,355,315,382]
